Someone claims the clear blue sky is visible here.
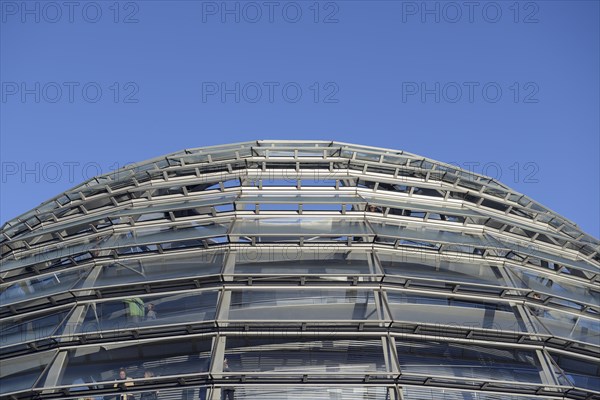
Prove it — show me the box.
[1,0,598,237]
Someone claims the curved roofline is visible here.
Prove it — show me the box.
[2,140,598,249]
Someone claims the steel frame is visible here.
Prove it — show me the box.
[1,141,598,400]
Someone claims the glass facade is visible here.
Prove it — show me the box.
[1,140,599,400]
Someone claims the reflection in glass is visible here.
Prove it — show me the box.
[231,218,372,238]
[229,289,379,321]
[107,222,230,255]
[232,386,390,399]
[552,354,600,391]
[79,252,223,289]
[75,291,218,334]
[387,292,526,332]
[529,307,599,345]
[59,337,212,387]
[1,308,71,347]
[508,266,600,307]
[403,387,543,400]
[0,268,89,305]
[234,250,375,278]
[0,351,55,395]
[225,337,386,373]
[397,340,542,383]
[378,252,506,286]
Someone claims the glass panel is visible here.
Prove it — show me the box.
[387,292,528,332]
[76,252,223,289]
[351,151,380,162]
[234,386,391,399]
[128,387,212,400]
[396,340,542,383]
[233,249,376,278]
[378,251,507,287]
[529,307,599,345]
[464,205,560,239]
[0,267,90,306]
[229,289,379,321]
[58,337,213,388]
[102,222,230,250]
[74,291,218,334]
[488,234,599,274]
[458,178,483,192]
[231,218,372,237]
[402,388,542,399]
[361,194,481,218]
[507,266,600,307]
[553,354,600,391]
[11,212,114,242]
[237,194,365,205]
[183,143,253,163]
[1,307,72,346]
[0,351,55,395]
[255,178,337,187]
[112,193,238,218]
[225,337,386,374]
[483,186,508,199]
[0,239,98,273]
[371,223,487,247]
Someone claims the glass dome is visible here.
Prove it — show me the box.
[1,140,598,400]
